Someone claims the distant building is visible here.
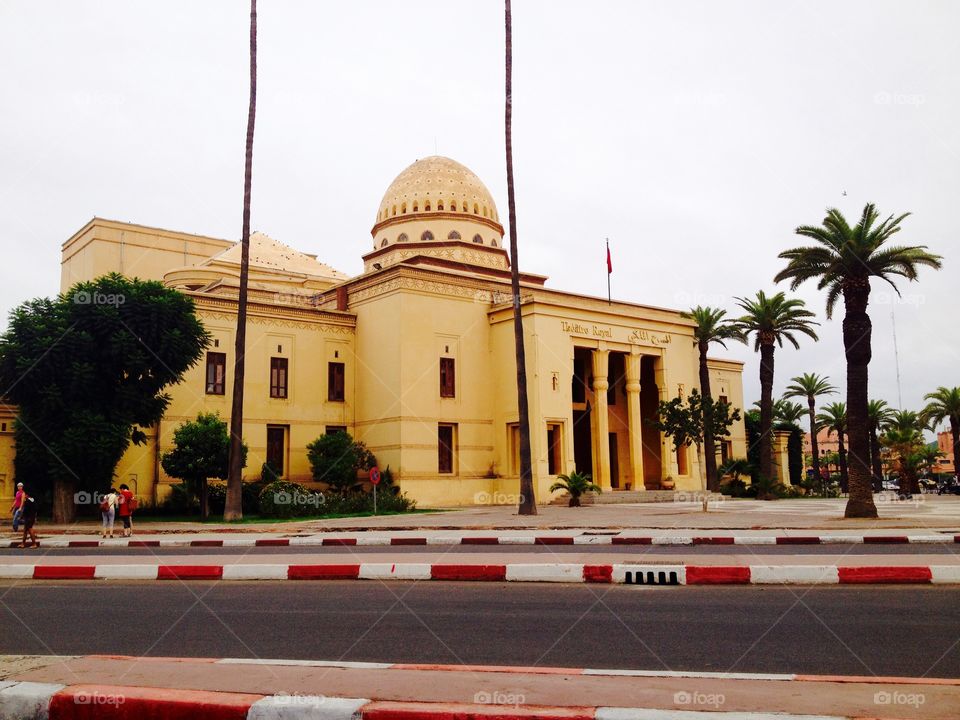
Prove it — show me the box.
[936,430,956,475]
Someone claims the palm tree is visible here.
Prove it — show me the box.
[784,373,836,484]
[818,402,848,493]
[773,399,807,426]
[732,291,819,483]
[504,0,535,514]
[776,203,942,518]
[549,471,601,507]
[225,0,258,520]
[881,426,925,495]
[887,409,924,432]
[867,399,894,490]
[681,306,740,491]
[922,387,960,484]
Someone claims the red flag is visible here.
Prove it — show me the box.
[606,242,612,274]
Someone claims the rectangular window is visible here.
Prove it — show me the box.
[440,357,456,398]
[438,423,456,474]
[328,362,345,402]
[270,357,288,398]
[205,352,226,395]
[508,423,520,475]
[721,440,732,464]
[676,446,689,476]
[325,425,347,435]
[547,423,562,475]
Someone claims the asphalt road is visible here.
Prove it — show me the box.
[1,582,957,678]
[2,544,958,557]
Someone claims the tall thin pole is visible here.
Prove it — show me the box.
[225,0,257,521]
[891,310,903,408]
[505,0,536,515]
[606,238,611,305]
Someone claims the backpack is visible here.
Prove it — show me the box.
[99,498,110,512]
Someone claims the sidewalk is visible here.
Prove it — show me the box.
[1,654,955,719]
[15,496,960,535]
[6,527,960,549]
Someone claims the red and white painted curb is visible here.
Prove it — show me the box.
[8,532,960,549]
[3,656,956,719]
[3,562,959,584]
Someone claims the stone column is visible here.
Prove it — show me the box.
[591,349,611,491]
[625,351,645,491]
[654,355,678,482]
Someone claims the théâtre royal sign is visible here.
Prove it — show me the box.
[559,320,672,346]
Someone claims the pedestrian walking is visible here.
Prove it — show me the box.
[117,483,136,538]
[10,482,24,532]
[100,488,119,539]
[18,493,38,549]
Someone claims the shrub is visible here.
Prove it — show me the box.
[306,432,376,492]
[258,480,322,519]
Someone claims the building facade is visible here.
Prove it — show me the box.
[0,156,746,507]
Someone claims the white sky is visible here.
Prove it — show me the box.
[1,0,956,423]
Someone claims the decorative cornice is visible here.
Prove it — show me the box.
[372,211,503,237]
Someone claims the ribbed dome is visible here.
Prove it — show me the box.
[374,156,500,226]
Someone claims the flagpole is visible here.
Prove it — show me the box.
[606,238,611,305]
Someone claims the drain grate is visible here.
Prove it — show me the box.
[624,569,680,586]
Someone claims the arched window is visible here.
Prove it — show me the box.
[401,202,407,214]
[397,233,408,243]
[391,205,397,216]
[421,230,434,242]
[450,201,457,212]
[472,234,483,244]
[437,200,444,211]
[482,206,488,218]
[425,201,431,211]
[491,239,498,247]
[413,202,419,212]
[473,203,479,214]
[380,238,388,248]
[448,230,461,240]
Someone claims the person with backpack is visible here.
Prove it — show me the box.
[100,488,119,539]
[18,492,38,549]
[117,483,136,537]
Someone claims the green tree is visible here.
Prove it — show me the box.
[549,471,601,507]
[732,291,819,484]
[776,203,942,518]
[887,409,925,432]
[922,387,960,481]
[0,274,209,522]
[161,413,247,520]
[681,306,741,491]
[743,409,762,482]
[867,399,894,490]
[818,402,848,493]
[784,373,836,483]
[226,0,259,521]
[504,0,535,515]
[881,427,927,495]
[650,389,742,502]
[306,432,376,493]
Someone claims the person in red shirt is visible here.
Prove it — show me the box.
[117,483,135,537]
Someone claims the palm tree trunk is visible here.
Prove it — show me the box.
[698,341,718,492]
[758,342,775,483]
[225,0,257,521]
[842,285,877,518]
[837,431,848,494]
[952,419,959,485]
[807,395,820,483]
[870,425,883,491]
[505,0,535,515]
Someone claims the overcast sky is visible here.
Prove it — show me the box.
[1,0,956,425]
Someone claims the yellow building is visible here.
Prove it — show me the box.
[1,156,746,507]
